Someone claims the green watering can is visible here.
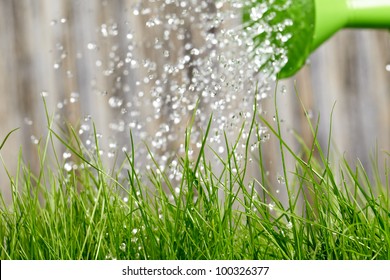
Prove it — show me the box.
[244,0,390,79]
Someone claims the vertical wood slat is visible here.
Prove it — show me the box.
[0,1,389,203]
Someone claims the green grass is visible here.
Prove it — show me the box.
[0,94,389,260]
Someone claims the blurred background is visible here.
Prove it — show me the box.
[0,0,389,202]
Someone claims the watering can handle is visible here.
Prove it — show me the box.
[313,0,390,49]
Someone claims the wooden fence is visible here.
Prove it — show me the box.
[0,0,389,202]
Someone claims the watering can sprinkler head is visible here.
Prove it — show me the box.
[244,0,390,79]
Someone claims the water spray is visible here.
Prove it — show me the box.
[244,0,390,78]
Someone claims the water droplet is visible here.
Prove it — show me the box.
[286,221,293,229]
[108,97,123,108]
[119,243,126,252]
[386,64,390,72]
[105,252,116,260]
[107,152,115,158]
[70,92,79,103]
[305,110,314,119]
[126,33,133,40]
[87,43,97,50]
[173,117,181,124]
[190,48,200,56]
[63,152,72,159]
[64,162,72,172]
[40,91,49,97]
[30,135,39,145]
[24,117,33,126]
[277,175,285,184]
[250,4,268,21]
[132,228,138,235]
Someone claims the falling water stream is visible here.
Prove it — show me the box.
[46,0,293,184]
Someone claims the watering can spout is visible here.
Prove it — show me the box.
[312,0,390,50]
[286,0,390,78]
[244,0,390,79]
